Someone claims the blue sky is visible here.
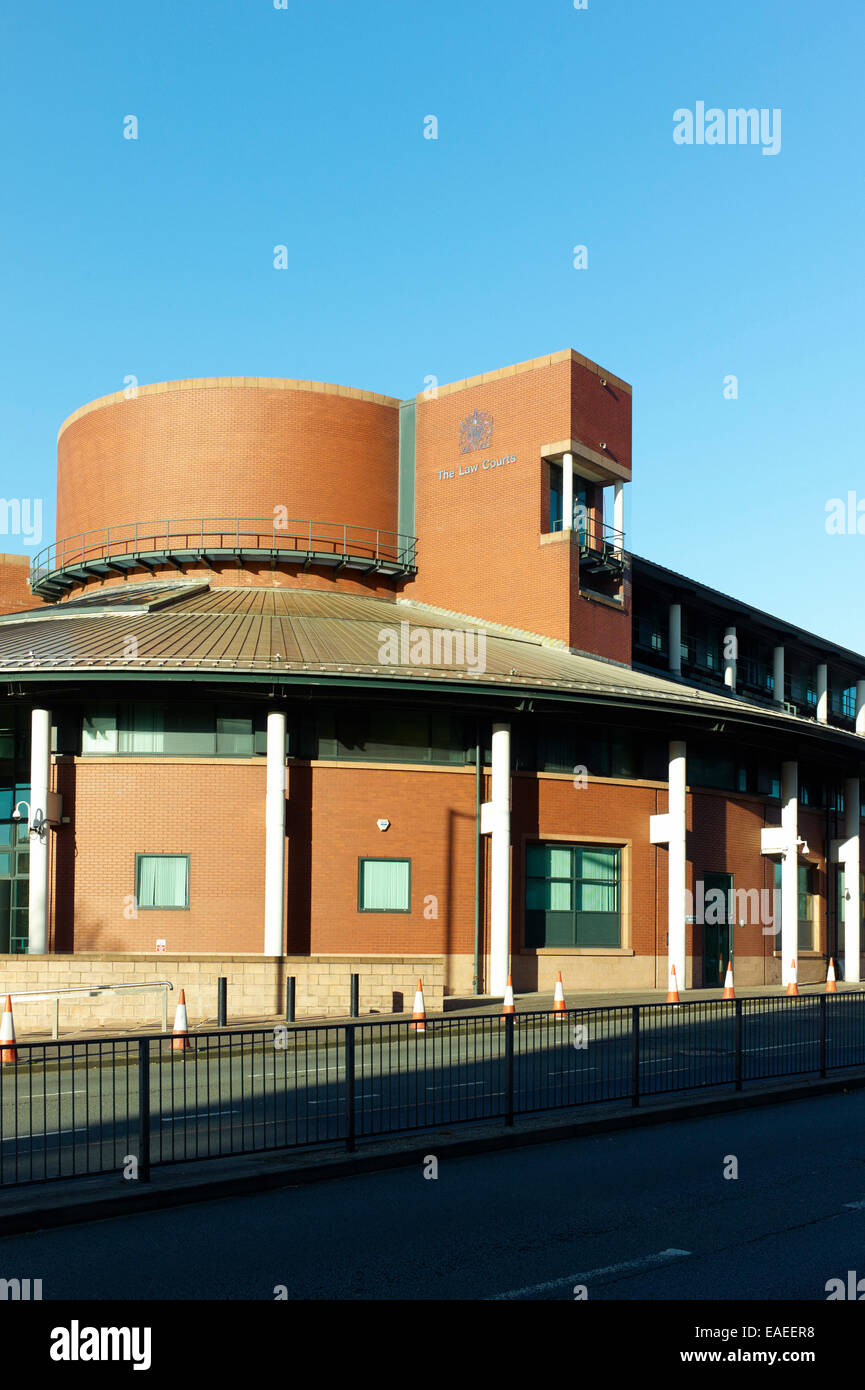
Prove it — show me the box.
[2,0,863,647]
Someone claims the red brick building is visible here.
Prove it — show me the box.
[0,350,863,1020]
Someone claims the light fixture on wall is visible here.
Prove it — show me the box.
[376,818,390,832]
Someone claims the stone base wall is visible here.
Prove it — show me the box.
[0,954,445,1035]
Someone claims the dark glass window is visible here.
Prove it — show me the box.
[525,843,621,948]
[82,704,258,757]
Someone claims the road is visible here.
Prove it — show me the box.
[1,1088,864,1299]
[2,995,864,1184]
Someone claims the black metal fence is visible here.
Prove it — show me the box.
[3,993,865,1187]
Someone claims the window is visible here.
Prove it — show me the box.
[525,843,621,948]
[358,858,411,912]
[316,708,465,765]
[135,854,190,909]
[773,861,815,950]
[82,704,257,757]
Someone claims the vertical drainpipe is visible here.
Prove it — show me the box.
[28,707,51,954]
[473,722,481,995]
[264,709,287,956]
[844,777,861,983]
[489,723,511,996]
[780,760,799,986]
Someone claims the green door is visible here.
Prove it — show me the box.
[702,872,733,988]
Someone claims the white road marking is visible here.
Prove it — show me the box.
[487,1248,692,1300]
[160,1110,238,1122]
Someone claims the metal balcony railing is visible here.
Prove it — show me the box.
[29,518,418,598]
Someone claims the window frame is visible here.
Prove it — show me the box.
[134,853,191,911]
[524,840,623,949]
[357,857,412,914]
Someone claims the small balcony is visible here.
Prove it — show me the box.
[548,516,627,580]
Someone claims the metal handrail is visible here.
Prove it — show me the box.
[6,979,174,1038]
[30,517,418,587]
[549,517,626,550]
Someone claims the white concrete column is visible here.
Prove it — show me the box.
[856,680,865,735]
[844,777,861,983]
[723,626,737,691]
[264,710,287,956]
[780,761,799,986]
[668,741,688,988]
[488,723,512,996]
[669,603,682,676]
[613,480,624,554]
[27,707,51,954]
[562,453,574,533]
[816,664,829,724]
[773,645,785,706]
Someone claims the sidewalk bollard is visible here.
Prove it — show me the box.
[217,977,227,1028]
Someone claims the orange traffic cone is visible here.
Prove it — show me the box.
[666,964,680,1005]
[786,960,799,996]
[722,960,735,1000]
[826,958,838,994]
[502,975,515,1015]
[1,995,17,1064]
[552,970,567,1018]
[411,978,426,1033]
[171,989,191,1051]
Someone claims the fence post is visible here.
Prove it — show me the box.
[217,977,227,1028]
[506,1017,517,1123]
[735,997,743,1092]
[138,1039,151,1183]
[345,1024,356,1153]
[820,994,827,1078]
[350,973,359,1018]
[285,977,295,1023]
[631,1005,640,1107]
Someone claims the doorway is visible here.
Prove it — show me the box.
[702,871,733,988]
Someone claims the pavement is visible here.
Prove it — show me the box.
[8,979,853,1043]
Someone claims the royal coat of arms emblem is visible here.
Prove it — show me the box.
[459,409,493,453]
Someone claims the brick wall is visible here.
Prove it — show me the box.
[0,554,37,614]
[406,351,632,661]
[57,381,401,547]
[0,954,445,1033]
